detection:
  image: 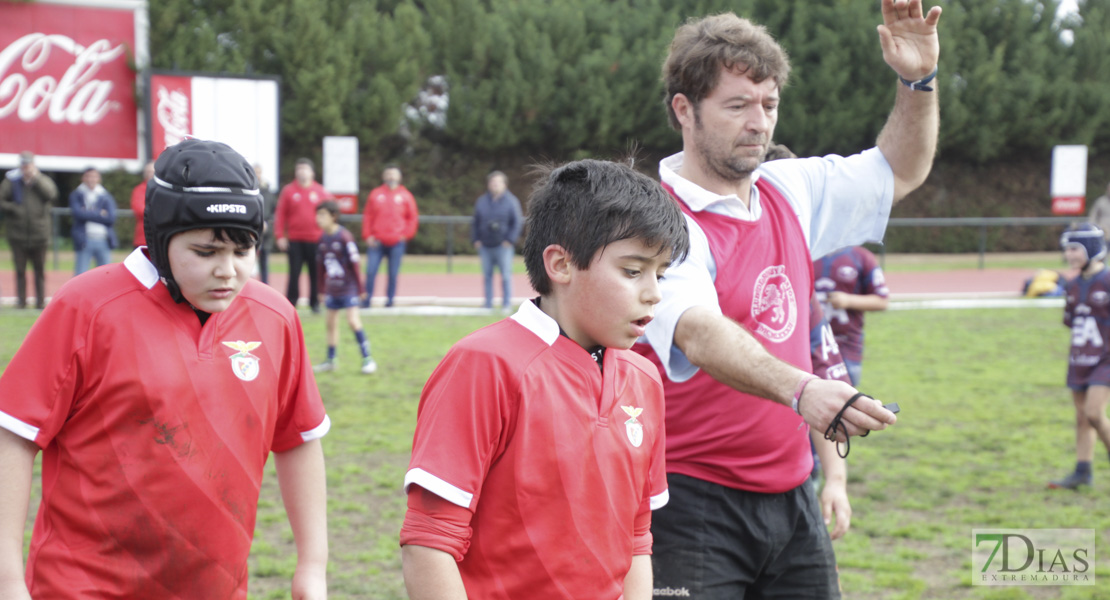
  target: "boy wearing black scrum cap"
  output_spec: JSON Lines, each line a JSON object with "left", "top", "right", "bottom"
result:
{"left": 0, "top": 139, "right": 329, "bottom": 599}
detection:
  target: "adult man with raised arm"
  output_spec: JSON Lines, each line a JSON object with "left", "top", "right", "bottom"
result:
{"left": 636, "top": 1, "right": 941, "bottom": 596}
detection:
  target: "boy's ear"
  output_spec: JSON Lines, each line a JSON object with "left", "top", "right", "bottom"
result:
{"left": 542, "top": 244, "right": 573, "bottom": 286}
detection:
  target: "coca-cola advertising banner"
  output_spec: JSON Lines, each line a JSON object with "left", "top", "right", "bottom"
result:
{"left": 0, "top": 0, "right": 147, "bottom": 172}
{"left": 149, "top": 72, "right": 280, "bottom": 192}
{"left": 150, "top": 73, "right": 190, "bottom": 155}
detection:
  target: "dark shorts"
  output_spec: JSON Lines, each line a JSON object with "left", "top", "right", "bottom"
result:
{"left": 325, "top": 294, "right": 360, "bottom": 310}
{"left": 651, "top": 473, "right": 840, "bottom": 599}
{"left": 1067, "top": 358, "right": 1110, "bottom": 391}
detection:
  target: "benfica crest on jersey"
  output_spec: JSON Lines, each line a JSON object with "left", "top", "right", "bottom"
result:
{"left": 222, "top": 340, "right": 262, "bottom": 381}
{"left": 621, "top": 405, "right": 644, "bottom": 448}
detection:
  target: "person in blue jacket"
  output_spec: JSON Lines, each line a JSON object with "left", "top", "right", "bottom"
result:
{"left": 471, "top": 170, "right": 523, "bottom": 310}
{"left": 69, "top": 167, "right": 118, "bottom": 275}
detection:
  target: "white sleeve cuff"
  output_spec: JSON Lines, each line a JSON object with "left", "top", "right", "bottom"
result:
{"left": 0, "top": 410, "right": 39, "bottom": 442}
{"left": 650, "top": 489, "right": 670, "bottom": 511}
{"left": 299, "top": 414, "right": 331, "bottom": 442}
{"left": 404, "top": 468, "right": 475, "bottom": 509}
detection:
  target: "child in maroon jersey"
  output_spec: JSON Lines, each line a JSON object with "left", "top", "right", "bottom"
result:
{"left": 1050, "top": 222, "right": 1110, "bottom": 490}
{"left": 313, "top": 200, "right": 377, "bottom": 374}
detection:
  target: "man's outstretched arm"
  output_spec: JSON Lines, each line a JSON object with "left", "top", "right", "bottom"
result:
{"left": 875, "top": 0, "right": 942, "bottom": 202}
{"left": 674, "top": 306, "right": 896, "bottom": 439}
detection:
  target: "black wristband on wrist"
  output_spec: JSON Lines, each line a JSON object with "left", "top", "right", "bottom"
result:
{"left": 899, "top": 66, "right": 938, "bottom": 92}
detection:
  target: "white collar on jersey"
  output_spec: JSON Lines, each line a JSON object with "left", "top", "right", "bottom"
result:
{"left": 123, "top": 247, "right": 160, "bottom": 289}
{"left": 659, "top": 151, "right": 763, "bottom": 219}
{"left": 510, "top": 298, "right": 560, "bottom": 347}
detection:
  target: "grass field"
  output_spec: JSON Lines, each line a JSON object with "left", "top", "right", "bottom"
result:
{"left": 2, "top": 306, "right": 1109, "bottom": 598}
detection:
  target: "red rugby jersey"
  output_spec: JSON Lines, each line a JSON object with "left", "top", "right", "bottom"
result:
{"left": 0, "top": 249, "right": 329, "bottom": 599}
{"left": 404, "top": 301, "right": 668, "bottom": 599}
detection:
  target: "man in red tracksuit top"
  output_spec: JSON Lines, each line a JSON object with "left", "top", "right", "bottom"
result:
{"left": 360, "top": 165, "right": 419, "bottom": 308}
{"left": 275, "top": 157, "right": 333, "bottom": 313}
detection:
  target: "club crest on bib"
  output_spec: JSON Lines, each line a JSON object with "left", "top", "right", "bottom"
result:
{"left": 621, "top": 405, "right": 644, "bottom": 448}
{"left": 751, "top": 265, "right": 797, "bottom": 343}
{"left": 222, "top": 340, "right": 262, "bottom": 381}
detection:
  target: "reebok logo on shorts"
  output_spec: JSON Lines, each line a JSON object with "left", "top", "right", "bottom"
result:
{"left": 654, "top": 587, "right": 691, "bottom": 597}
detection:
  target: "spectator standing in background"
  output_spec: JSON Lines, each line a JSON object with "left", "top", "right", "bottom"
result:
{"left": 130, "top": 161, "right": 155, "bottom": 249}
{"left": 472, "top": 170, "right": 523, "bottom": 311}
{"left": 361, "top": 166, "right": 418, "bottom": 308}
{"left": 0, "top": 151, "right": 57, "bottom": 309}
{"left": 69, "top": 167, "right": 118, "bottom": 276}
{"left": 275, "top": 157, "right": 331, "bottom": 313}
{"left": 254, "top": 163, "right": 278, "bottom": 284}
{"left": 1088, "top": 181, "right": 1110, "bottom": 242}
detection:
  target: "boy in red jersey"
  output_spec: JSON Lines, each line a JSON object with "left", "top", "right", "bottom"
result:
{"left": 313, "top": 201, "right": 377, "bottom": 374}
{"left": 400, "top": 159, "right": 689, "bottom": 599}
{"left": 0, "top": 139, "right": 329, "bottom": 600}
{"left": 1050, "top": 223, "right": 1110, "bottom": 490}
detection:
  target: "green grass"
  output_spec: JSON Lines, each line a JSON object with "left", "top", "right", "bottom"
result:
{"left": 3, "top": 306, "right": 1110, "bottom": 598}
{"left": 875, "top": 252, "right": 1067, "bottom": 273}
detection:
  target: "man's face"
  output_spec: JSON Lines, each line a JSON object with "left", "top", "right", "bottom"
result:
{"left": 82, "top": 169, "right": 101, "bottom": 188}
{"left": 487, "top": 175, "right": 507, "bottom": 197}
{"left": 295, "top": 163, "right": 314, "bottom": 185}
{"left": 19, "top": 161, "right": 36, "bottom": 180}
{"left": 383, "top": 168, "right": 402, "bottom": 188}
{"left": 687, "top": 66, "right": 779, "bottom": 183}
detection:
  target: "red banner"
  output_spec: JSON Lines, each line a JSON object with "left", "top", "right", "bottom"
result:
{"left": 332, "top": 193, "right": 359, "bottom": 215}
{"left": 0, "top": 2, "right": 140, "bottom": 164}
{"left": 150, "top": 74, "right": 192, "bottom": 159}
{"left": 1052, "top": 196, "right": 1086, "bottom": 216}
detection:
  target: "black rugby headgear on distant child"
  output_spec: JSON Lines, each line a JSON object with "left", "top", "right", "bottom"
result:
{"left": 144, "top": 139, "right": 264, "bottom": 303}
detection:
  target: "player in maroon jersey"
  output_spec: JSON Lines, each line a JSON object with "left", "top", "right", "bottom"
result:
{"left": 1051, "top": 222, "right": 1110, "bottom": 489}
{"left": 814, "top": 245, "right": 890, "bottom": 386}
{"left": 314, "top": 201, "right": 377, "bottom": 374}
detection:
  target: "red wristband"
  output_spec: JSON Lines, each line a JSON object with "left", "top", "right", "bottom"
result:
{"left": 792, "top": 374, "right": 817, "bottom": 415}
